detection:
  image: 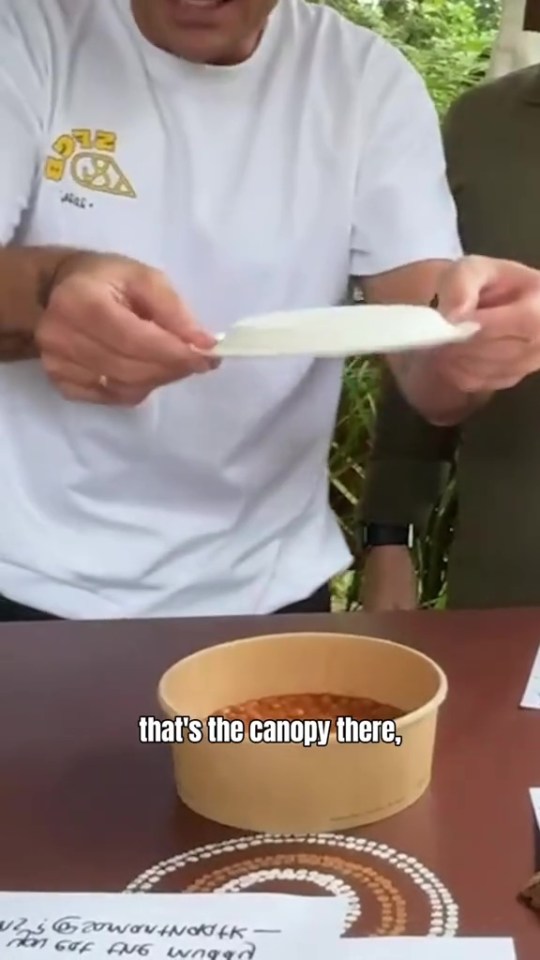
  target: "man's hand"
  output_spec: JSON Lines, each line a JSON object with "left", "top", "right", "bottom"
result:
{"left": 433, "top": 255, "right": 540, "bottom": 393}
{"left": 361, "top": 255, "right": 540, "bottom": 424}
{"left": 361, "top": 546, "right": 418, "bottom": 612}
{"left": 36, "top": 252, "right": 218, "bottom": 405}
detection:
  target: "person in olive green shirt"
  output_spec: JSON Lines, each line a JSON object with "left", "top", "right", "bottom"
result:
{"left": 361, "top": 64, "right": 540, "bottom": 610}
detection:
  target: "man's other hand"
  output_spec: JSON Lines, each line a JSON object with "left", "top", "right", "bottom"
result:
{"left": 36, "top": 252, "right": 219, "bottom": 405}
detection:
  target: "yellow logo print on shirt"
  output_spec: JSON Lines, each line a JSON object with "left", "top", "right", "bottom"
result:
{"left": 44, "top": 129, "right": 137, "bottom": 199}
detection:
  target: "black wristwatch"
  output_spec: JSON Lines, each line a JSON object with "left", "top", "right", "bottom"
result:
{"left": 359, "top": 523, "right": 414, "bottom": 553}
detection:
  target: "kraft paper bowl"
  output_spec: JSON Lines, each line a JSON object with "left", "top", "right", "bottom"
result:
{"left": 157, "top": 632, "right": 447, "bottom": 834}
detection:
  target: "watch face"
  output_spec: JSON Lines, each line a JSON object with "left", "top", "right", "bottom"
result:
{"left": 361, "top": 525, "right": 413, "bottom": 549}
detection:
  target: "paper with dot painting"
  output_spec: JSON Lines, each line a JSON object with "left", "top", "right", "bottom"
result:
{"left": 126, "top": 833, "right": 460, "bottom": 938}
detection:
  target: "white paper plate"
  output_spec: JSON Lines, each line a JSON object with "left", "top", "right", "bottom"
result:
{"left": 211, "top": 305, "right": 479, "bottom": 358}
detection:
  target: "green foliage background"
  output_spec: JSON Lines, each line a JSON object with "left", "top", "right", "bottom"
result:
{"left": 325, "top": 0, "right": 501, "bottom": 610}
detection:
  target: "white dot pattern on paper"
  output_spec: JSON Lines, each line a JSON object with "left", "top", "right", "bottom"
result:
{"left": 125, "top": 833, "right": 459, "bottom": 937}
{"left": 217, "top": 868, "right": 361, "bottom": 927}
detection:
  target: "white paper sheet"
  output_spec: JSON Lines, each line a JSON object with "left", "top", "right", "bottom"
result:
{"left": 520, "top": 644, "right": 540, "bottom": 708}
{"left": 212, "top": 305, "right": 478, "bottom": 359}
{"left": 0, "top": 891, "right": 346, "bottom": 959}
{"left": 311, "top": 938, "right": 516, "bottom": 959}
{"left": 531, "top": 787, "right": 540, "bottom": 831}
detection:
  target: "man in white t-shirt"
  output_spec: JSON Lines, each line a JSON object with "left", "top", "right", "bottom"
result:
{"left": 1, "top": 0, "right": 540, "bottom": 622}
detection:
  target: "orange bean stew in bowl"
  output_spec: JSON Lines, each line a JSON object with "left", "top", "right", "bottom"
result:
{"left": 210, "top": 692, "right": 405, "bottom": 725}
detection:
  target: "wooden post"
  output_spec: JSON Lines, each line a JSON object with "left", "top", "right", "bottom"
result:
{"left": 524, "top": 0, "right": 540, "bottom": 32}
{"left": 488, "top": 0, "right": 540, "bottom": 78}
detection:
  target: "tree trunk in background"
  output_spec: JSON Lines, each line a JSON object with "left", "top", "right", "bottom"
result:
{"left": 488, "top": 0, "right": 540, "bottom": 77}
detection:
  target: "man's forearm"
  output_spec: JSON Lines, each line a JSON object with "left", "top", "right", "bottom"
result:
{"left": 388, "top": 352, "right": 491, "bottom": 426}
{"left": 0, "top": 246, "right": 81, "bottom": 361}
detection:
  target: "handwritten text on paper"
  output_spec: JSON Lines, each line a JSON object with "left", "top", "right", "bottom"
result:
{"left": 0, "top": 892, "right": 346, "bottom": 959}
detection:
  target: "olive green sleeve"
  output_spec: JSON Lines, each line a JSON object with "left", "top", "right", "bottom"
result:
{"left": 360, "top": 368, "right": 458, "bottom": 530}
{"left": 359, "top": 93, "right": 471, "bottom": 529}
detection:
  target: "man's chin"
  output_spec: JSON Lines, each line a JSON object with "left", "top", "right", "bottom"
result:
{"left": 132, "top": 0, "right": 265, "bottom": 65}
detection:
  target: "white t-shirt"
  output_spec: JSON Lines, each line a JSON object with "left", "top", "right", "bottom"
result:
{"left": 0, "top": 0, "right": 461, "bottom": 619}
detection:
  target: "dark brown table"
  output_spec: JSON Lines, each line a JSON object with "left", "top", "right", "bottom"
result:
{"left": 0, "top": 609, "right": 538, "bottom": 956}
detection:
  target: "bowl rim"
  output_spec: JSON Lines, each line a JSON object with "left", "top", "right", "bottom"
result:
{"left": 157, "top": 631, "right": 448, "bottom": 735}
